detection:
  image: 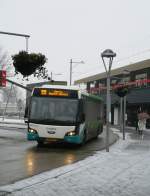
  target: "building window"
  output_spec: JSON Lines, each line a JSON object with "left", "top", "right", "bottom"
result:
{"left": 123, "top": 77, "right": 130, "bottom": 84}
{"left": 111, "top": 79, "right": 117, "bottom": 85}
{"left": 89, "top": 81, "right": 97, "bottom": 94}
{"left": 98, "top": 82, "right": 106, "bottom": 92}
{"left": 90, "top": 82, "right": 95, "bottom": 88}
{"left": 99, "top": 82, "right": 104, "bottom": 87}
{"left": 135, "top": 73, "right": 147, "bottom": 87}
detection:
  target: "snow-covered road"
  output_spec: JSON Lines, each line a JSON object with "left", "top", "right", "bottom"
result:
{"left": 1, "top": 128, "right": 150, "bottom": 196}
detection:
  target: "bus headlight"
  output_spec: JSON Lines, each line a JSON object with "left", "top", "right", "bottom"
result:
{"left": 28, "top": 127, "right": 37, "bottom": 134}
{"left": 66, "top": 131, "right": 76, "bottom": 136}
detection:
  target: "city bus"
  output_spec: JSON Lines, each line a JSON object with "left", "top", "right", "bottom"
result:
{"left": 27, "top": 85, "right": 104, "bottom": 146}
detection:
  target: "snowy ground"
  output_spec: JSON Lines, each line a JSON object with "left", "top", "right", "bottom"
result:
{"left": 0, "top": 117, "right": 25, "bottom": 124}
{"left": 0, "top": 118, "right": 27, "bottom": 129}
{"left": 0, "top": 128, "right": 150, "bottom": 196}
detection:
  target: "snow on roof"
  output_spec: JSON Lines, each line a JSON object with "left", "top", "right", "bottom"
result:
{"left": 39, "top": 85, "right": 80, "bottom": 91}
{"left": 75, "top": 58, "right": 150, "bottom": 84}
{"left": 33, "top": 85, "right": 103, "bottom": 101}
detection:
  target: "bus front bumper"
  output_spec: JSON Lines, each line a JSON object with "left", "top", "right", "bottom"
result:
{"left": 64, "top": 135, "right": 82, "bottom": 144}
{"left": 27, "top": 132, "right": 39, "bottom": 141}
{"left": 27, "top": 132, "right": 82, "bottom": 144}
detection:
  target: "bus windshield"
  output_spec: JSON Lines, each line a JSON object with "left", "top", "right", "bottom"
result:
{"left": 29, "top": 97, "right": 79, "bottom": 124}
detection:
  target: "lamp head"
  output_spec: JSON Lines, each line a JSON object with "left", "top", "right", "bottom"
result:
{"left": 101, "top": 49, "right": 116, "bottom": 58}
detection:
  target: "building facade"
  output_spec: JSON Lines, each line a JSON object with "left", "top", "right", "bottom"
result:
{"left": 75, "top": 59, "right": 150, "bottom": 128}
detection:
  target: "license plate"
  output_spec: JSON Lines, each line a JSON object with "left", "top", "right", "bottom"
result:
{"left": 46, "top": 138, "right": 58, "bottom": 142}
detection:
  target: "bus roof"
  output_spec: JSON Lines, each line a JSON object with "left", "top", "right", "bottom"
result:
{"left": 39, "top": 85, "right": 80, "bottom": 91}
{"left": 32, "top": 85, "right": 103, "bottom": 102}
{"left": 81, "top": 92, "right": 103, "bottom": 102}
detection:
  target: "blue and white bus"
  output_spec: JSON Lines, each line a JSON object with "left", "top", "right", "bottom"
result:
{"left": 27, "top": 85, "right": 104, "bottom": 146}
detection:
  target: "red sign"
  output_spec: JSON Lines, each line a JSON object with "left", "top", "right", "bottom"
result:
{"left": 0, "top": 70, "right": 6, "bottom": 87}
{"left": 88, "top": 79, "right": 150, "bottom": 94}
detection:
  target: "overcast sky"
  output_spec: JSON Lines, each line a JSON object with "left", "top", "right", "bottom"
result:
{"left": 1, "top": 0, "right": 150, "bottom": 85}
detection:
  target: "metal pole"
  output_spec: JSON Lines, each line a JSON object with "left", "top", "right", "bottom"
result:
{"left": 122, "top": 98, "right": 125, "bottom": 140}
{"left": 70, "top": 59, "right": 72, "bottom": 85}
{"left": 106, "top": 72, "right": 111, "bottom": 152}
{"left": 51, "top": 72, "right": 53, "bottom": 80}
{"left": 0, "top": 31, "right": 30, "bottom": 52}
{"left": 120, "top": 97, "right": 123, "bottom": 132}
{"left": 101, "top": 49, "right": 116, "bottom": 152}
{"left": 0, "top": 31, "right": 30, "bottom": 38}
{"left": 124, "top": 96, "right": 126, "bottom": 127}
{"left": 26, "top": 37, "right": 29, "bottom": 52}
{"left": 102, "top": 57, "right": 112, "bottom": 152}
{"left": 123, "top": 96, "right": 126, "bottom": 140}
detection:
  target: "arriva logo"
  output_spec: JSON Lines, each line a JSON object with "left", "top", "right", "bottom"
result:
{"left": 47, "top": 131, "right": 55, "bottom": 134}
{"left": 47, "top": 127, "right": 56, "bottom": 134}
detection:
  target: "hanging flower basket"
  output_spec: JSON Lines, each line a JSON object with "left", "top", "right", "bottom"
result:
{"left": 12, "top": 51, "right": 47, "bottom": 79}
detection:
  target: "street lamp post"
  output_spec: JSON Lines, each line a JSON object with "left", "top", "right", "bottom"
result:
{"left": 70, "top": 59, "right": 84, "bottom": 85}
{"left": 101, "top": 49, "right": 116, "bottom": 152}
{"left": 25, "top": 37, "right": 29, "bottom": 52}
{"left": 0, "top": 31, "right": 30, "bottom": 52}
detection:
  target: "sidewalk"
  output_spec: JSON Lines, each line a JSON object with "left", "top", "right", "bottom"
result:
{"left": 0, "top": 126, "right": 150, "bottom": 196}
{"left": 0, "top": 117, "right": 27, "bottom": 129}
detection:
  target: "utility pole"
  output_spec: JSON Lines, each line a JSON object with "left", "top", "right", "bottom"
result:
{"left": 50, "top": 72, "right": 62, "bottom": 81}
{"left": 69, "top": 59, "right": 84, "bottom": 85}
{"left": 70, "top": 59, "right": 72, "bottom": 85}
{"left": 51, "top": 72, "right": 53, "bottom": 80}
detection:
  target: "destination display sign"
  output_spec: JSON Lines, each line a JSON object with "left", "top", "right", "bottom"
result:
{"left": 33, "top": 88, "right": 78, "bottom": 98}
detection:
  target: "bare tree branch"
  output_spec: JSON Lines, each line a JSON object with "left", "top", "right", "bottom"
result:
{"left": 0, "top": 46, "right": 13, "bottom": 74}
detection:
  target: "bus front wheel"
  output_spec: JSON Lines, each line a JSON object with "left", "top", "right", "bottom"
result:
{"left": 37, "top": 140, "right": 44, "bottom": 147}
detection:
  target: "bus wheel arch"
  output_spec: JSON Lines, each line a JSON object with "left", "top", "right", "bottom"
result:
{"left": 37, "top": 139, "right": 44, "bottom": 147}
